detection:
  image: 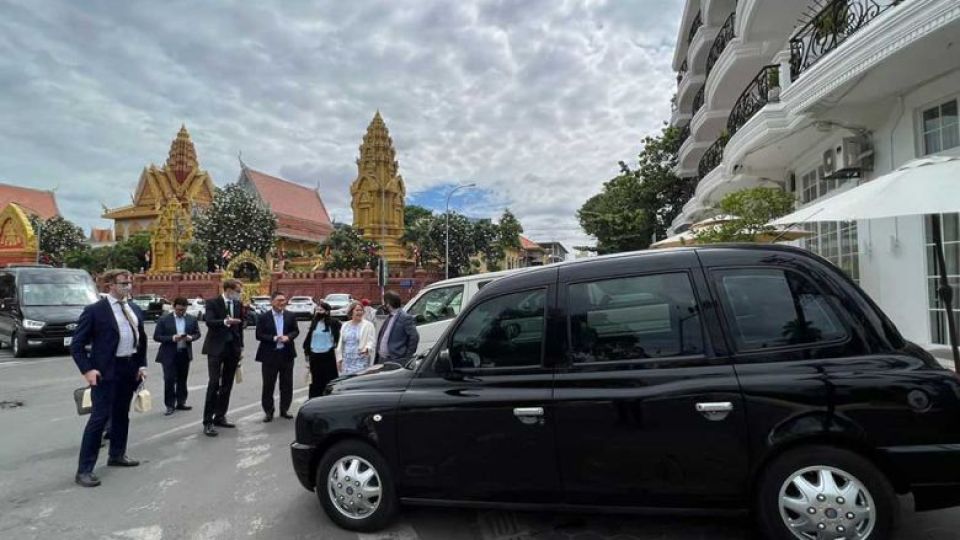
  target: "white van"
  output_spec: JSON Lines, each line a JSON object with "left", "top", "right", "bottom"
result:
{"left": 404, "top": 269, "right": 519, "bottom": 355}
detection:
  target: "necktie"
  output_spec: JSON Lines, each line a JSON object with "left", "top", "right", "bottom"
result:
{"left": 118, "top": 300, "right": 139, "bottom": 348}
{"left": 228, "top": 299, "right": 234, "bottom": 319}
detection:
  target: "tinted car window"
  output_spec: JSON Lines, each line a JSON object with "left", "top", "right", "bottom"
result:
{"left": 714, "top": 268, "right": 847, "bottom": 350}
{"left": 408, "top": 285, "right": 464, "bottom": 325}
{"left": 0, "top": 272, "right": 14, "bottom": 299}
{"left": 20, "top": 272, "right": 97, "bottom": 306}
{"left": 449, "top": 288, "right": 545, "bottom": 369}
{"left": 568, "top": 272, "right": 704, "bottom": 362}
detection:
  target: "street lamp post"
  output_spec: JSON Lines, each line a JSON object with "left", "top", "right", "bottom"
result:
{"left": 445, "top": 183, "right": 476, "bottom": 279}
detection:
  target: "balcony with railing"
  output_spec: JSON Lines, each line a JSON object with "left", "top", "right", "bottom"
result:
{"left": 692, "top": 86, "right": 705, "bottom": 116}
{"left": 698, "top": 135, "right": 728, "bottom": 180}
{"left": 677, "top": 58, "right": 688, "bottom": 86}
{"left": 727, "top": 64, "right": 779, "bottom": 137}
{"left": 677, "top": 123, "right": 691, "bottom": 147}
{"left": 688, "top": 10, "right": 703, "bottom": 45}
{"left": 705, "top": 12, "right": 736, "bottom": 80}
{"left": 789, "top": 0, "right": 904, "bottom": 81}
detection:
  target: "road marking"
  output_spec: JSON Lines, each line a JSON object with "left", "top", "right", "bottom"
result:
{"left": 133, "top": 387, "right": 309, "bottom": 446}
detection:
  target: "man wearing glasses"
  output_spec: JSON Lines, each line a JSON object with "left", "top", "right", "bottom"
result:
{"left": 71, "top": 269, "right": 148, "bottom": 487}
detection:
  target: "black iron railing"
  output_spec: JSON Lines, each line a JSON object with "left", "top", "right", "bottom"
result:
{"left": 688, "top": 11, "right": 703, "bottom": 45}
{"left": 698, "top": 136, "right": 727, "bottom": 179}
{"left": 790, "top": 0, "right": 903, "bottom": 80}
{"left": 678, "top": 123, "right": 691, "bottom": 147}
{"left": 727, "top": 65, "right": 779, "bottom": 137}
{"left": 705, "top": 12, "right": 736, "bottom": 80}
{"left": 677, "top": 58, "right": 688, "bottom": 86}
{"left": 692, "top": 86, "right": 705, "bottom": 115}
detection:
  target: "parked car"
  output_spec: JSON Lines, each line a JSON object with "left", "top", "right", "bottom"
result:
{"left": 291, "top": 245, "right": 960, "bottom": 536}
{"left": 324, "top": 293, "right": 353, "bottom": 320}
{"left": 131, "top": 294, "right": 171, "bottom": 321}
{"left": 0, "top": 265, "right": 99, "bottom": 357}
{"left": 250, "top": 295, "right": 272, "bottom": 314}
{"left": 403, "top": 269, "right": 519, "bottom": 355}
{"left": 287, "top": 296, "right": 317, "bottom": 320}
{"left": 186, "top": 297, "right": 205, "bottom": 320}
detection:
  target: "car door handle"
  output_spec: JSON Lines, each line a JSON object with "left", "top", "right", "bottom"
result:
{"left": 513, "top": 407, "right": 544, "bottom": 417}
{"left": 696, "top": 402, "right": 733, "bottom": 413}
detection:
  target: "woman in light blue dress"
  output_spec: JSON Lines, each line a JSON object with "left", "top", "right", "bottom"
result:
{"left": 336, "top": 302, "right": 376, "bottom": 375}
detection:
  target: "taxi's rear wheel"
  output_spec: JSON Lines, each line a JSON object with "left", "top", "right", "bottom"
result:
{"left": 315, "top": 440, "right": 397, "bottom": 532}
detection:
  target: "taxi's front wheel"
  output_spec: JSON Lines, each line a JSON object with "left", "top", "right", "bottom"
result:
{"left": 316, "top": 440, "right": 398, "bottom": 532}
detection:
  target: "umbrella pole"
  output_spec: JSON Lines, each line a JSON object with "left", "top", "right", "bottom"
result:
{"left": 931, "top": 214, "right": 960, "bottom": 371}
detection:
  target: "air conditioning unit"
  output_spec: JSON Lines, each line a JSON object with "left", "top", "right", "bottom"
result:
{"left": 822, "top": 138, "right": 870, "bottom": 178}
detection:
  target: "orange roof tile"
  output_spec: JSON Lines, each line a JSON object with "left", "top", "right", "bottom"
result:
{"left": 90, "top": 228, "right": 114, "bottom": 243}
{"left": 0, "top": 183, "right": 60, "bottom": 219}
{"left": 520, "top": 235, "right": 543, "bottom": 251}
{"left": 241, "top": 168, "right": 333, "bottom": 236}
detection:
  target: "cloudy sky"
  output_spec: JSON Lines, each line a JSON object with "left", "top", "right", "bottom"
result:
{"left": 0, "top": 0, "right": 681, "bottom": 250}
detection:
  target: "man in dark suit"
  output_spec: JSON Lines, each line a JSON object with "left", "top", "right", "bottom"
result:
{"left": 153, "top": 297, "right": 202, "bottom": 416}
{"left": 71, "top": 269, "right": 148, "bottom": 487}
{"left": 255, "top": 291, "right": 299, "bottom": 422}
{"left": 375, "top": 290, "right": 419, "bottom": 364}
{"left": 201, "top": 279, "right": 245, "bottom": 437}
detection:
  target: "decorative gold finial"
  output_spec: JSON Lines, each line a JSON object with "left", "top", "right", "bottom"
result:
{"left": 167, "top": 125, "right": 198, "bottom": 184}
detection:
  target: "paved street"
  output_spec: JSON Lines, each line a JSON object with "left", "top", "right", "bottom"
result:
{"left": 0, "top": 321, "right": 958, "bottom": 540}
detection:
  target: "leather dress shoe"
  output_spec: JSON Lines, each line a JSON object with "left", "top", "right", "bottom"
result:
{"left": 75, "top": 473, "right": 101, "bottom": 487}
{"left": 280, "top": 412, "right": 293, "bottom": 419}
{"left": 263, "top": 413, "right": 273, "bottom": 423}
{"left": 107, "top": 455, "right": 140, "bottom": 467}
{"left": 175, "top": 404, "right": 193, "bottom": 411}
{"left": 203, "top": 425, "right": 218, "bottom": 437}
{"left": 164, "top": 407, "right": 175, "bottom": 416}
{"left": 213, "top": 418, "right": 236, "bottom": 428}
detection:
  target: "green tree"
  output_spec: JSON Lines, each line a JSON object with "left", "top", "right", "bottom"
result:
{"left": 28, "top": 215, "right": 86, "bottom": 266}
{"left": 194, "top": 184, "right": 278, "bottom": 265}
{"left": 402, "top": 205, "right": 437, "bottom": 267}
{"left": 320, "top": 226, "right": 381, "bottom": 271}
{"left": 577, "top": 123, "right": 695, "bottom": 254}
{"left": 177, "top": 240, "right": 211, "bottom": 273}
{"left": 429, "top": 212, "right": 476, "bottom": 278}
{"left": 693, "top": 187, "right": 796, "bottom": 243}
{"left": 498, "top": 209, "right": 523, "bottom": 251}
{"left": 472, "top": 219, "right": 504, "bottom": 272}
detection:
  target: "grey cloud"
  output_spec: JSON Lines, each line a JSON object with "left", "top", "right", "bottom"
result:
{"left": 0, "top": 0, "right": 682, "bottom": 248}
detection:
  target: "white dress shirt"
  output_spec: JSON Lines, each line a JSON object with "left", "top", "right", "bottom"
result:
{"left": 108, "top": 295, "right": 138, "bottom": 357}
{"left": 175, "top": 315, "right": 187, "bottom": 350}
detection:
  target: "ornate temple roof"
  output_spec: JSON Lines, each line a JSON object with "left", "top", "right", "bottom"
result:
{"left": 238, "top": 167, "right": 334, "bottom": 243}
{"left": 167, "top": 124, "right": 198, "bottom": 184}
{"left": 0, "top": 183, "right": 60, "bottom": 219}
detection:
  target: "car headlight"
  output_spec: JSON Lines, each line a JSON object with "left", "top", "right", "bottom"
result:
{"left": 22, "top": 319, "right": 46, "bottom": 330}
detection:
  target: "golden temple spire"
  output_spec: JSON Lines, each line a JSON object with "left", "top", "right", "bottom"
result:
{"left": 359, "top": 111, "right": 397, "bottom": 172}
{"left": 166, "top": 124, "right": 198, "bottom": 183}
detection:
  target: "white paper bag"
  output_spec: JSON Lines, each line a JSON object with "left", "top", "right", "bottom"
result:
{"left": 81, "top": 387, "right": 93, "bottom": 409}
{"left": 133, "top": 385, "right": 152, "bottom": 413}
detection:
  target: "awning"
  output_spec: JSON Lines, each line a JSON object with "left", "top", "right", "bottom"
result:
{"left": 772, "top": 155, "right": 960, "bottom": 368}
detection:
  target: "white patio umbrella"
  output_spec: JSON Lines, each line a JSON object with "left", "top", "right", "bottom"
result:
{"left": 771, "top": 155, "right": 960, "bottom": 368}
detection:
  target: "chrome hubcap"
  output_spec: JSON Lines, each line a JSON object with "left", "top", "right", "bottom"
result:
{"left": 779, "top": 466, "right": 875, "bottom": 539}
{"left": 326, "top": 455, "right": 381, "bottom": 520}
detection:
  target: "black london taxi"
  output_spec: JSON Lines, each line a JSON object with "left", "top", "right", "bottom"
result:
{"left": 291, "top": 245, "right": 960, "bottom": 538}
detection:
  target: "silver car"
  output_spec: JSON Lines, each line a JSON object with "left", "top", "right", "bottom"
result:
{"left": 287, "top": 296, "right": 316, "bottom": 320}
{"left": 323, "top": 293, "right": 353, "bottom": 320}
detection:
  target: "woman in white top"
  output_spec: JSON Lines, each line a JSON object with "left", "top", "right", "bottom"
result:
{"left": 336, "top": 301, "right": 377, "bottom": 375}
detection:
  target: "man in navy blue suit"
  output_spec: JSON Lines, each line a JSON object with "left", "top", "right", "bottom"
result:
{"left": 71, "top": 269, "right": 148, "bottom": 488}
{"left": 153, "top": 297, "right": 202, "bottom": 415}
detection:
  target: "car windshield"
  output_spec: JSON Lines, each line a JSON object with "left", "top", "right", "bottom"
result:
{"left": 291, "top": 298, "right": 312, "bottom": 303}
{"left": 20, "top": 274, "right": 98, "bottom": 306}
{"left": 326, "top": 294, "right": 349, "bottom": 302}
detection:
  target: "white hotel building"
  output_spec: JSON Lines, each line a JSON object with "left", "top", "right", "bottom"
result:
{"left": 668, "top": 0, "right": 960, "bottom": 351}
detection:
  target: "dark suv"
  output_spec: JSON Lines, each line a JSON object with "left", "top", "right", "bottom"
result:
{"left": 290, "top": 245, "right": 960, "bottom": 538}
{"left": 0, "top": 265, "right": 99, "bottom": 357}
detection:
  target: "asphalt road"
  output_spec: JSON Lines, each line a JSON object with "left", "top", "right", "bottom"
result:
{"left": 0, "top": 321, "right": 958, "bottom": 540}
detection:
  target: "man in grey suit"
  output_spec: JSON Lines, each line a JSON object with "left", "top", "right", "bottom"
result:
{"left": 375, "top": 290, "right": 419, "bottom": 364}
{"left": 153, "top": 297, "right": 202, "bottom": 416}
